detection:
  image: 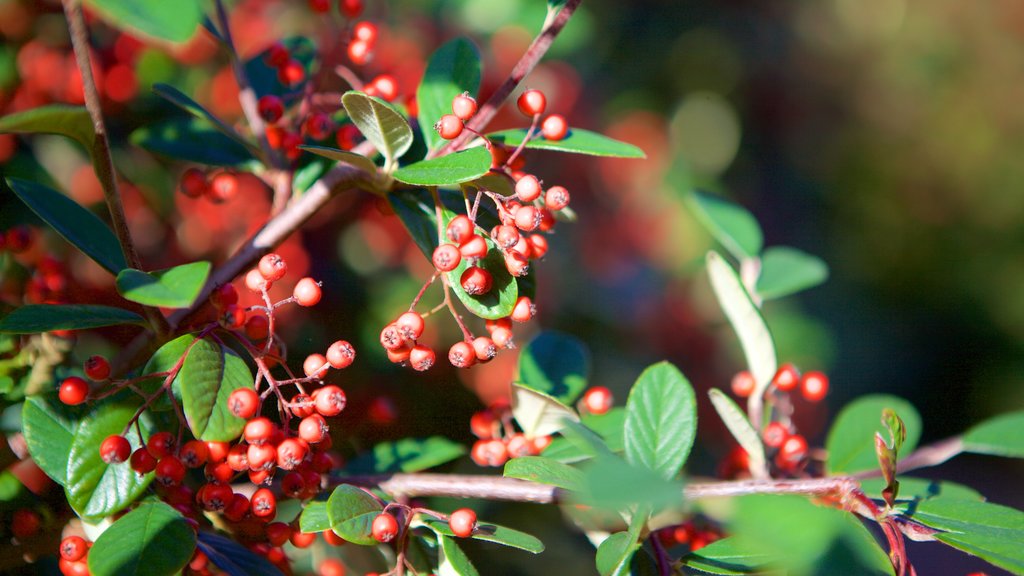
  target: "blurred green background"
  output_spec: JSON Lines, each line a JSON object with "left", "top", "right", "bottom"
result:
{"left": 2, "top": 0, "right": 1023, "bottom": 573}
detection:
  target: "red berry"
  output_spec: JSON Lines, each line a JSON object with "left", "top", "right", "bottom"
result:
{"left": 131, "top": 447, "right": 158, "bottom": 474}
{"left": 319, "top": 558, "right": 346, "bottom": 576}
{"left": 266, "top": 522, "right": 292, "bottom": 547}
{"left": 515, "top": 174, "right": 542, "bottom": 203}
{"left": 227, "top": 444, "right": 250, "bottom": 472}
{"left": 339, "top": 0, "right": 363, "bottom": 18}
{"left": 432, "top": 244, "right": 462, "bottom": 272}
{"left": 452, "top": 92, "right": 478, "bottom": 121}
{"left": 220, "top": 305, "right": 246, "bottom": 330}
{"left": 208, "top": 172, "right": 238, "bottom": 203}
{"left": 59, "top": 559, "right": 89, "bottom": 576}
{"left": 100, "top": 434, "right": 131, "bottom": 464}
{"left": 459, "top": 235, "right": 488, "bottom": 260}
{"left": 266, "top": 43, "right": 290, "bottom": 67}
{"left": 180, "top": 440, "right": 209, "bottom": 468}
{"left": 510, "top": 296, "right": 535, "bottom": 323}
{"left": 229, "top": 388, "right": 260, "bottom": 419}
{"left": 281, "top": 471, "right": 307, "bottom": 498}
{"left": 277, "top": 438, "right": 310, "bottom": 470}
{"left": 323, "top": 529, "right": 346, "bottom": 546}
{"left": 258, "top": 95, "right": 284, "bottom": 123}
{"left": 491, "top": 225, "right": 521, "bottom": 250}
{"left": 490, "top": 326, "right": 514, "bottom": 349}
{"left": 211, "top": 283, "right": 238, "bottom": 309}
{"left": 409, "top": 345, "right": 435, "bottom": 371}
{"left": 244, "top": 314, "right": 270, "bottom": 341}
{"left": 246, "top": 268, "right": 269, "bottom": 292}
{"left": 380, "top": 323, "right": 404, "bottom": 350}
{"left": 58, "top": 376, "right": 89, "bottom": 406}
{"left": 582, "top": 387, "right": 613, "bottom": 415}
{"left": 472, "top": 336, "right": 497, "bottom": 362}
{"left": 388, "top": 344, "right": 412, "bottom": 364}
{"left": 448, "top": 341, "right": 476, "bottom": 368}
{"left": 449, "top": 508, "right": 477, "bottom": 538}
{"left": 544, "top": 185, "right": 570, "bottom": 211}
{"left": 308, "top": 0, "right": 330, "bottom": 12}
{"left": 504, "top": 251, "right": 530, "bottom": 277}
{"left": 396, "top": 311, "right": 425, "bottom": 340}
{"left": 368, "top": 74, "right": 399, "bottom": 101}
{"left": 517, "top": 89, "right": 546, "bottom": 117}
{"left": 446, "top": 215, "right": 474, "bottom": 245}
{"left": 59, "top": 535, "right": 88, "bottom": 562}
{"left": 223, "top": 493, "right": 250, "bottom": 521}
{"left": 800, "top": 371, "right": 829, "bottom": 402}
{"left": 326, "top": 340, "right": 356, "bottom": 369}
{"left": 762, "top": 422, "right": 789, "bottom": 449}
{"left": 469, "top": 410, "right": 495, "bottom": 438}
{"left": 352, "top": 21, "right": 378, "bottom": 43}
{"left": 541, "top": 114, "right": 568, "bottom": 141}
{"left": 11, "top": 509, "right": 40, "bottom": 539}
{"left": 527, "top": 234, "right": 548, "bottom": 259}
{"left": 772, "top": 363, "right": 800, "bottom": 392}
{"left": 776, "top": 434, "right": 808, "bottom": 469}
{"left": 461, "top": 266, "right": 493, "bottom": 295}
{"left": 147, "top": 431, "right": 176, "bottom": 459}
{"left": 299, "top": 414, "right": 329, "bottom": 443}
{"left": 304, "top": 353, "right": 329, "bottom": 378}
{"left": 279, "top": 59, "right": 306, "bottom": 86}
{"left": 251, "top": 487, "right": 277, "bottom": 519}
{"left": 258, "top": 253, "right": 288, "bottom": 282}
{"left": 314, "top": 385, "right": 347, "bottom": 416}
{"left": 291, "top": 530, "right": 317, "bottom": 548}
{"left": 155, "top": 456, "right": 186, "bottom": 486}
{"left": 180, "top": 167, "right": 207, "bottom": 198}
{"left": 371, "top": 513, "right": 399, "bottom": 542}
{"left": 304, "top": 112, "right": 334, "bottom": 140}
{"left": 207, "top": 441, "right": 230, "bottom": 462}
{"left": 514, "top": 205, "right": 540, "bottom": 231}
{"left": 347, "top": 39, "right": 372, "bottom": 65}
{"left": 244, "top": 417, "right": 276, "bottom": 445}
{"left": 199, "top": 482, "right": 233, "bottom": 511}
{"left": 293, "top": 277, "right": 322, "bottom": 306}
{"left": 731, "top": 371, "right": 756, "bottom": 398}
{"left": 435, "top": 114, "right": 463, "bottom": 139}
{"left": 470, "top": 438, "right": 508, "bottom": 467}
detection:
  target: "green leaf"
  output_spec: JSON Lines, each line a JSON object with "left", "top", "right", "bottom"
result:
{"left": 623, "top": 361, "right": 696, "bottom": 480}
{"left": 511, "top": 383, "right": 579, "bottom": 438}
{"left": 196, "top": 531, "right": 284, "bottom": 576}
{"left": 178, "top": 338, "right": 250, "bottom": 442}
{"left": 541, "top": 413, "right": 622, "bottom": 463}
{"left": 516, "top": 331, "right": 590, "bottom": 405}
{"left": 84, "top": 0, "right": 203, "bottom": 43}
{"left": 682, "top": 537, "right": 777, "bottom": 575}
{"left": 420, "top": 518, "right": 544, "bottom": 554}
{"left": 298, "top": 499, "right": 331, "bottom": 533}
{"left": 141, "top": 333, "right": 196, "bottom": 410}
{"left": 6, "top": 177, "right": 127, "bottom": 274}
{"left": 0, "top": 304, "right": 145, "bottom": 333}
{"left": 687, "top": 192, "right": 763, "bottom": 260}
{"left": 116, "top": 261, "right": 211, "bottom": 309}
{"left": 438, "top": 534, "right": 480, "bottom": 576}
{"left": 577, "top": 453, "right": 683, "bottom": 511}
{"left": 705, "top": 251, "right": 777, "bottom": 403}
{"left": 727, "top": 495, "right": 847, "bottom": 572}
{"left": 0, "top": 105, "right": 93, "bottom": 151}
{"left": 65, "top": 399, "right": 153, "bottom": 518}
{"left": 417, "top": 37, "right": 482, "bottom": 151}
{"left": 503, "top": 456, "right": 584, "bottom": 492}
{"left": 488, "top": 128, "right": 645, "bottom": 158}
{"left": 392, "top": 147, "right": 492, "bottom": 186}
{"left": 298, "top": 144, "right": 378, "bottom": 175}
{"left": 826, "top": 395, "right": 921, "bottom": 475}
{"left": 963, "top": 411, "right": 1024, "bottom": 458}
{"left": 755, "top": 246, "right": 829, "bottom": 300}
{"left": 343, "top": 436, "right": 466, "bottom": 474}
{"left": 327, "top": 484, "right": 383, "bottom": 546}
{"left": 909, "top": 497, "right": 1024, "bottom": 575}
{"left": 595, "top": 506, "right": 650, "bottom": 576}
{"left": 152, "top": 84, "right": 258, "bottom": 156}
{"left": 131, "top": 118, "right": 256, "bottom": 167}
{"left": 22, "top": 395, "right": 82, "bottom": 485}
{"left": 88, "top": 501, "right": 196, "bottom": 576}
{"left": 341, "top": 91, "right": 413, "bottom": 164}
{"left": 708, "top": 389, "right": 766, "bottom": 478}
{"left": 859, "top": 477, "right": 982, "bottom": 503}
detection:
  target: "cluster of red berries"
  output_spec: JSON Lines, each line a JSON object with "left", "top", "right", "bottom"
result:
{"left": 515, "top": 89, "right": 569, "bottom": 141}
{"left": 265, "top": 43, "right": 306, "bottom": 89}
{"left": 468, "top": 399, "right": 551, "bottom": 467}
{"left": 730, "top": 363, "right": 829, "bottom": 403}
{"left": 346, "top": 19, "right": 378, "bottom": 67}
{"left": 308, "top": 0, "right": 363, "bottom": 18}
{"left": 56, "top": 355, "right": 111, "bottom": 405}
{"left": 57, "top": 534, "right": 91, "bottom": 576}
{"left": 654, "top": 520, "right": 723, "bottom": 553}
{"left": 371, "top": 507, "right": 477, "bottom": 544}
{"left": 178, "top": 167, "right": 239, "bottom": 203}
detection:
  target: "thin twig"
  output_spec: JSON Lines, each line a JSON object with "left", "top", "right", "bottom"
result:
{"left": 429, "top": 0, "right": 584, "bottom": 159}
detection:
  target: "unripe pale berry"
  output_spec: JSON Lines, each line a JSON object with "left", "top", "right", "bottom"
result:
{"left": 515, "top": 174, "right": 542, "bottom": 203}
{"left": 293, "top": 277, "right": 322, "bottom": 306}
{"left": 258, "top": 253, "right": 288, "bottom": 282}
{"left": 304, "top": 353, "right": 329, "bottom": 378}
{"left": 452, "top": 92, "right": 478, "bottom": 120}
{"left": 517, "top": 89, "right": 546, "bottom": 117}
{"left": 731, "top": 371, "right": 756, "bottom": 398}
{"left": 541, "top": 114, "right": 568, "bottom": 141}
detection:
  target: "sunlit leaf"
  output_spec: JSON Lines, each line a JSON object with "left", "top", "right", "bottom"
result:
{"left": 116, "top": 261, "right": 211, "bottom": 309}
{"left": 0, "top": 304, "right": 145, "bottom": 333}
{"left": 417, "top": 38, "right": 482, "bottom": 151}
{"left": 623, "top": 361, "right": 696, "bottom": 480}
{"left": 88, "top": 501, "right": 196, "bottom": 576}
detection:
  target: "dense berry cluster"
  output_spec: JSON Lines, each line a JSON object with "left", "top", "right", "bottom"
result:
{"left": 467, "top": 399, "right": 551, "bottom": 467}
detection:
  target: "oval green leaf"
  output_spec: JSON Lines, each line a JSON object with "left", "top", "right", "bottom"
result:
{"left": 825, "top": 394, "right": 922, "bottom": 475}
{"left": 708, "top": 389, "right": 767, "bottom": 479}
{"left": 687, "top": 192, "right": 763, "bottom": 260}
{"left": 503, "top": 455, "right": 584, "bottom": 492}
{"left": 152, "top": 84, "right": 258, "bottom": 155}
{"left": 343, "top": 436, "right": 466, "bottom": 475}
{"left": 623, "top": 361, "right": 697, "bottom": 480}
{"left": 327, "top": 484, "right": 383, "bottom": 545}
{"left": 341, "top": 91, "right": 413, "bottom": 163}
{"left": 299, "top": 145, "right": 378, "bottom": 175}
{"left": 487, "top": 128, "right": 645, "bottom": 159}
{"left": 910, "top": 497, "right": 1024, "bottom": 575}
{"left": 179, "top": 338, "right": 250, "bottom": 442}
{"left": 0, "top": 304, "right": 145, "bottom": 333}
{"left": 755, "top": 246, "right": 829, "bottom": 300}
{"left": 88, "top": 501, "right": 196, "bottom": 576}
{"left": 65, "top": 399, "right": 153, "bottom": 518}
{"left": 421, "top": 518, "right": 544, "bottom": 554}
{"left": 963, "top": 411, "right": 1024, "bottom": 458}
{"left": 298, "top": 499, "right": 331, "bottom": 533}
{"left": 516, "top": 331, "right": 590, "bottom": 405}
{"left": 116, "top": 261, "right": 211, "bottom": 309}
{"left": 392, "top": 146, "right": 492, "bottom": 186}
{"left": 438, "top": 534, "right": 480, "bottom": 576}
{"left": 0, "top": 105, "right": 94, "bottom": 151}
{"left": 417, "top": 38, "right": 482, "bottom": 151}
{"left": 85, "top": 0, "right": 202, "bottom": 43}
{"left": 22, "top": 395, "right": 83, "bottom": 485}
{"left": 7, "top": 177, "right": 127, "bottom": 274}
{"left": 131, "top": 118, "right": 256, "bottom": 167}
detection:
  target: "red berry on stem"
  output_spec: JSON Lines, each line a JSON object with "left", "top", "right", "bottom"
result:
{"left": 246, "top": 268, "right": 269, "bottom": 292}
{"left": 396, "top": 311, "right": 425, "bottom": 340}
{"left": 258, "top": 253, "right": 288, "bottom": 282}
{"left": 308, "top": 0, "right": 330, "bottom": 13}
{"left": 449, "top": 341, "right": 476, "bottom": 368}
{"left": 60, "top": 536, "right": 88, "bottom": 562}
{"left": 515, "top": 174, "right": 542, "bottom": 203}
{"left": 279, "top": 59, "right": 305, "bottom": 86}
{"left": 245, "top": 314, "right": 270, "bottom": 341}
{"left": 458, "top": 235, "right": 488, "bottom": 259}
{"left": 517, "top": 89, "right": 546, "bottom": 117}
{"left": 511, "top": 296, "right": 535, "bottom": 323}
{"left": 544, "top": 186, "right": 570, "bottom": 211}
{"left": 347, "top": 39, "right": 372, "bottom": 65}
{"left": 339, "top": 0, "right": 363, "bottom": 18}
{"left": 449, "top": 508, "right": 477, "bottom": 538}
{"left": 277, "top": 438, "right": 310, "bottom": 470}
{"left": 528, "top": 234, "right": 548, "bottom": 259}
{"left": 147, "top": 431, "right": 176, "bottom": 459}
{"left": 180, "top": 167, "right": 207, "bottom": 198}
{"left": 208, "top": 172, "right": 238, "bottom": 203}
{"left": 304, "top": 353, "right": 329, "bottom": 378}
{"left": 582, "top": 386, "right": 613, "bottom": 415}
{"left": 244, "top": 417, "right": 276, "bottom": 445}
{"left": 59, "top": 376, "right": 89, "bottom": 405}
{"left": 299, "top": 414, "right": 329, "bottom": 443}
{"left": 353, "top": 21, "right": 377, "bottom": 43}
{"left": 11, "top": 509, "right": 40, "bottom": 539}
{"left": 435, "top": 114, "right": 463, "bottom": 140}
{"left": 762, "top": 422, "right": 789, "bottom": 448}
{"left": 380, "top": 323, "right": 404, "bottom": 350}
{"left": 229, "top": 388, "right": 260, "bottom": 419}
{"left": 326, "top": 340, "right": 356, "bottom": 369}
{"left": 291, "top": 530, "right": 317, "bottom": 548}
{"left": 409, "top": 345, "right": 435, "bottom": 371}
{"left": 211, "top": 283, "right": 238, "bottom": 309}
{"left": 491, "top": 225, "right": 521, "bottom": 250}
{"left": 452, "top": 92, "right": 478, "bottom": 120}
{"left": 180, "top": 440, "right": 209, "bottom": 468}
{"left": 100, "top": 434, "right": 131, "bottom": 464}
{"left": 432, "top": 243, "right": 462, "bottom": 272}
{"left": 293, "top": 277, "right": 323, "bottom": 306}
{"left": 514, "top": 205, "right": 540, "bottom": 231}
{"left": 368, "top": 74, "right": 399, "bottom": 101}
{"left": 776, "top": 434, "right": 808, "bottom": 469}
{"left": 800, "top": 371, "right": 829, "bottom": 402}
{"left": 266, "top": 43, "right": 290, "bottom": 67}
{"left": 461, "top": 266, "right": 493, "bottom": 295}
{"left": 266, "top": 522, "right": 292, "bottom": 547}
{"left": 772, "top": 363, "right": 800, "bottom": 392}
{"left": 131, "top": 447, "right": 158, "bottom": 474}
{"left": 155, "top": 456, "right": 186, "bottom": 486}
{"left": 447, "top": 215, "right": 474, "bottom": 244}
{"left": 258, "top": 95, "right": 284, "bottom": 123}
{"left": 541, "top": 114, "right": 568, "bottom": 141}
{"left": 472, "top": 336, "right": 497, "bottom": 362}
{"left": 731, "top": 370, "right": 756, "bottom": 398}
{"left": 372, "top": 513, "right": 399, "bottom": 542}
{"left": 251, "top": 487, "right": 277, "bottom": 519}
{"left": 314, "top": 385, "right": 348, "bottom": 416}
